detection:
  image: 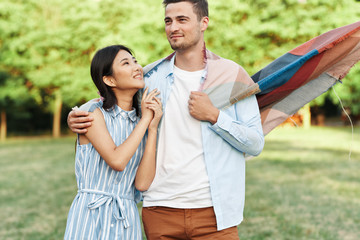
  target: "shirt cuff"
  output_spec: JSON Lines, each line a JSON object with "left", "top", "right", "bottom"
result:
{"left": 211, "top": 110, "right": 233, "bottom": 132}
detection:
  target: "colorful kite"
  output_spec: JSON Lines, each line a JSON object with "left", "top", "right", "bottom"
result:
{"left": 252, "top": 21, "right": 360, "bottom": 135}
{"left": 202, "top": 21, "right": 360, "bottom": 135}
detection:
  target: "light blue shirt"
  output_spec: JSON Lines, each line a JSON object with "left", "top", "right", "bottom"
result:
{"left": 143, "top": 52, "right": 264, "bottom": 230}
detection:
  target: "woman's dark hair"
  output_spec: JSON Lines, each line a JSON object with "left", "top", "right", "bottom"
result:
{"left": 90, "top": 45, "right": 140, "bottom": 115}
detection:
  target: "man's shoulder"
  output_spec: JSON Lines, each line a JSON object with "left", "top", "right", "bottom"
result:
{"left": 206, "top": 49, "right": 243, "bottom": 68}
{"left": 143, "top": 58, "right": 164, "bottom": 75}
{"left": 143, "top": 52, "right": 175, "bottom": 75}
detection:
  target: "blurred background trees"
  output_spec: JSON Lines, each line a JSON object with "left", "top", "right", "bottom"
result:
{"left": 0, "top": 0, "right": 359, "bottom": 139}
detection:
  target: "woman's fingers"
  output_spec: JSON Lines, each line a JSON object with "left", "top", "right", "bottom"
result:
{"left": 153, "top": 97, "right": 162, "bottom": 107}
{"left": 141, "top": 87, "right": 149, "bottom": 101}
{"left": 144, "top": 89, "right": 159, "bottom": 102}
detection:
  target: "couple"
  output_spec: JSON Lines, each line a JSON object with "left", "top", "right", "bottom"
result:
{"left": 65, "top": 0, "right": 265, "bottom": 239}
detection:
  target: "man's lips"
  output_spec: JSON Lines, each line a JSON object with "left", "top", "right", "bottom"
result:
{"left": 170, "top": 34, "right": 183, "bottom": 39}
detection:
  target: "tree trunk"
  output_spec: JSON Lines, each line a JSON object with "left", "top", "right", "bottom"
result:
{"left": 52, "top": 92, "right": 63, "bottom": 138}
{"left": 0, "top": 109, "right": 6, "bottom": 141}
{"left": 302, "top": 104, "right": 311, "bottom": 129}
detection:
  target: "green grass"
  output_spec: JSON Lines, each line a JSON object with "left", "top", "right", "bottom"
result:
{"left": 239, "top": 126, "right": 360, "bottom": 240}
{"left": 0, "top": 127, "right": 359, "bottom": 240}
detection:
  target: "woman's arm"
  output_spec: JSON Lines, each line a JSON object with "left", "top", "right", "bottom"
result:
{"left": 135, "top": 97, "right": 163, "bottom": 191}
{"left": 82, "top": 89, "right": 159, "bottom": 171}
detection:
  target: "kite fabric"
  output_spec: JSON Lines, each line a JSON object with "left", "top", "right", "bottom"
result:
{"left": 225, "top": 21, "right": 360, "bottom": 135}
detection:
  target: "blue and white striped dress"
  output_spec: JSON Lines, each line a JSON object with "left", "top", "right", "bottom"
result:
{"left": 64, "top": 101, "right": 144, "bottom": 240}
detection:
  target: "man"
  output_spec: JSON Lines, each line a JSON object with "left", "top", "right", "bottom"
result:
{"left": 68, "top": 0, "right": 264, "bottom": 239}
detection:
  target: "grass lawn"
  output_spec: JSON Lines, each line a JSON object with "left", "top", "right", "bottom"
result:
{"left": 0, "top": 126, "right": 359, "bottom": 239}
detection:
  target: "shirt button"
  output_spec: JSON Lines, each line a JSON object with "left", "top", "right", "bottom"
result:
{"left": 111, "top": 224, "right": 114, "bottom": 228}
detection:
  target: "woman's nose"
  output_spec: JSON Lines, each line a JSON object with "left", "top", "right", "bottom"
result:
{"left": 134, "top": 63, "right": 142, "bottom": 73}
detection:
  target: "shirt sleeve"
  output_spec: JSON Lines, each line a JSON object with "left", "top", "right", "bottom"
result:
{"left": 208, "top": 95, "right": 264, "bottom": 156}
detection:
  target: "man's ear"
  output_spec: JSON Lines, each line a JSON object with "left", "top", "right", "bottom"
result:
{"left": 200, "top": 16, "right": 209, "bottom": 32}
{"left": 103, "top": 76, "right": 116, "bottom": 87}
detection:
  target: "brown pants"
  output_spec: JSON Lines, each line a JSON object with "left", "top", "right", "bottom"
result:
{"left": 142, "top": 206, "right": 240, "bottom": 240}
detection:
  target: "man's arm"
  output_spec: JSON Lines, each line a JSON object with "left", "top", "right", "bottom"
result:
{"left": 189, "top": 91, "right": 264, "bottom": 156}
{"left": 67, "top": 99, "right": 101, "bottom": 134}
{"left": 67, "top": 109, "right": 94, "bottom": 134}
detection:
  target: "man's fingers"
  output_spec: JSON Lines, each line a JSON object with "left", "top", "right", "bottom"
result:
{"left": 188, "top": 99, "right": 194, "bottom": 106}
{"left": 70, "top": 116, "right": 93, "bottom": 124}
{"left": 73, "top": 128, "right": 88, "bottom": 134}
{"left": 190, "top": 91, "right": 204, "bottom": 96}
{"left": 71, "top": 122, "right": 92, "bottom": 129}
{"left": 71, "top": 110, "right": 90, "bottom": 117}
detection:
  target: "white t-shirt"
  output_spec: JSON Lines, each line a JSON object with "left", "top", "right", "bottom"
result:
{"left": 142, "top": 66, "right": 212, "bottom": 208}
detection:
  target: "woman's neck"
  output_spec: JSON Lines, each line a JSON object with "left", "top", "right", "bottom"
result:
{"left": 113, "top": 89, "right": 136, "bottom": 111}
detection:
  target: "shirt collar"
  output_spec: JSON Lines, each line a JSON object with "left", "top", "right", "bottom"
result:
{"left": 167, "top": 43, "right": 209, "bottom": 88}
{"left": 111, "top": 105, "right": 137, "bottom": 122}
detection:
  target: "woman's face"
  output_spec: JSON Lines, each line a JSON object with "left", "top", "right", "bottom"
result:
{"left": 109, "top": 50, "right": 144, "bottom": 90}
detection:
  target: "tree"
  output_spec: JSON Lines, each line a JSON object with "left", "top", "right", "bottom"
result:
{"left": 0, "top": 72, "right": 35, "bottom": 140}
{"left": 0, "top": 0, "right": 101, "bottom": 137}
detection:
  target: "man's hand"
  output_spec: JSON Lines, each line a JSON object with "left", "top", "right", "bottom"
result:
{"left": 188, "top": 91, "right": 219, "bottom": 124}
{"left": 67, "top": 109, "right": 94, "bottom": 134}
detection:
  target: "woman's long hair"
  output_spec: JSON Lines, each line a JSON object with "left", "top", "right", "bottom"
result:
{"left": 90, "top": 45, "right": 140, "bottom": 115}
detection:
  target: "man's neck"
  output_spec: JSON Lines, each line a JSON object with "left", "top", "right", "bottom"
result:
{"left": 174, "top": 42, "right": 206, "bottom": 71}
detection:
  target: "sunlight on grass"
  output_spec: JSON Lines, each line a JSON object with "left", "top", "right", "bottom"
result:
{"left": 0, "top": 127, "right": 359, "bottom": 239}
{"left": 240, "top": 126, "right": 360, "bottom": 240}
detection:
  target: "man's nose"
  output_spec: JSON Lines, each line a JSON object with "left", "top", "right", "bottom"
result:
{"left": 169, "top": 22, "right": 180, "bottom": 32}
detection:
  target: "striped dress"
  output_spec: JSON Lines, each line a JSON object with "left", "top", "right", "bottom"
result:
{"left": 64, "top": 101, "right": 144, "bottom": 240}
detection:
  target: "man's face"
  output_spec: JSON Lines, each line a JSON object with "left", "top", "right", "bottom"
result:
{"left": 164, "top": 2, "right": 207, "bottom": 51}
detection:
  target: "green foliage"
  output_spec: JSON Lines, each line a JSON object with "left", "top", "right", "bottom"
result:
{"left": 0, "top": 0, "right": 359, "bottom": 134}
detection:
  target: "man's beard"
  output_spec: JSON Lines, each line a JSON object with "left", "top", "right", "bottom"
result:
{"left": 170, "top": 42, "right": 187, "bottom": 51}
{"left": 168, "top": 38, "right": 198, "bottom": 51}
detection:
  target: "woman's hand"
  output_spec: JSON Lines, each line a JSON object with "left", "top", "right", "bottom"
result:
{"left": 147, "top": 96, "right": 163, "bottom": 131}
{"left": 141, "top": 88, "right": 160, "bottom": 122}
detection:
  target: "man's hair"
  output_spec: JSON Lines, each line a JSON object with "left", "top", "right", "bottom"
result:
{"left": 162, "top": 0, "right": 208, "bottom": 20}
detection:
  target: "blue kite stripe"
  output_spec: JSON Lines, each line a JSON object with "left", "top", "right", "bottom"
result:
{"left": 254, "top": 49, "right": 319, "bottom": 95}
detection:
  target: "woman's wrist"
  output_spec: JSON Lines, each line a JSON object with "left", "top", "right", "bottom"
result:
{"left": 139, "top": 115, "right": 152, "bottom": 125}
{"left": 148, "top": 125, "right": 158, "bottom": 133}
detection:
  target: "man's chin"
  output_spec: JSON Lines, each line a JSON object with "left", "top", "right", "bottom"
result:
{"left": 170, "top": 43, "right": 185, "bottom": 51}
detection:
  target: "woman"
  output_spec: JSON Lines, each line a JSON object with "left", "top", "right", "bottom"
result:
{"left": 64, "top": 45, "right": 162, "bottom": 239}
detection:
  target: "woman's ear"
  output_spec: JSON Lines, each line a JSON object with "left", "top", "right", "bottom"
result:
{"left": 103, "top": 76, "right": 116, "bottom": 87}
